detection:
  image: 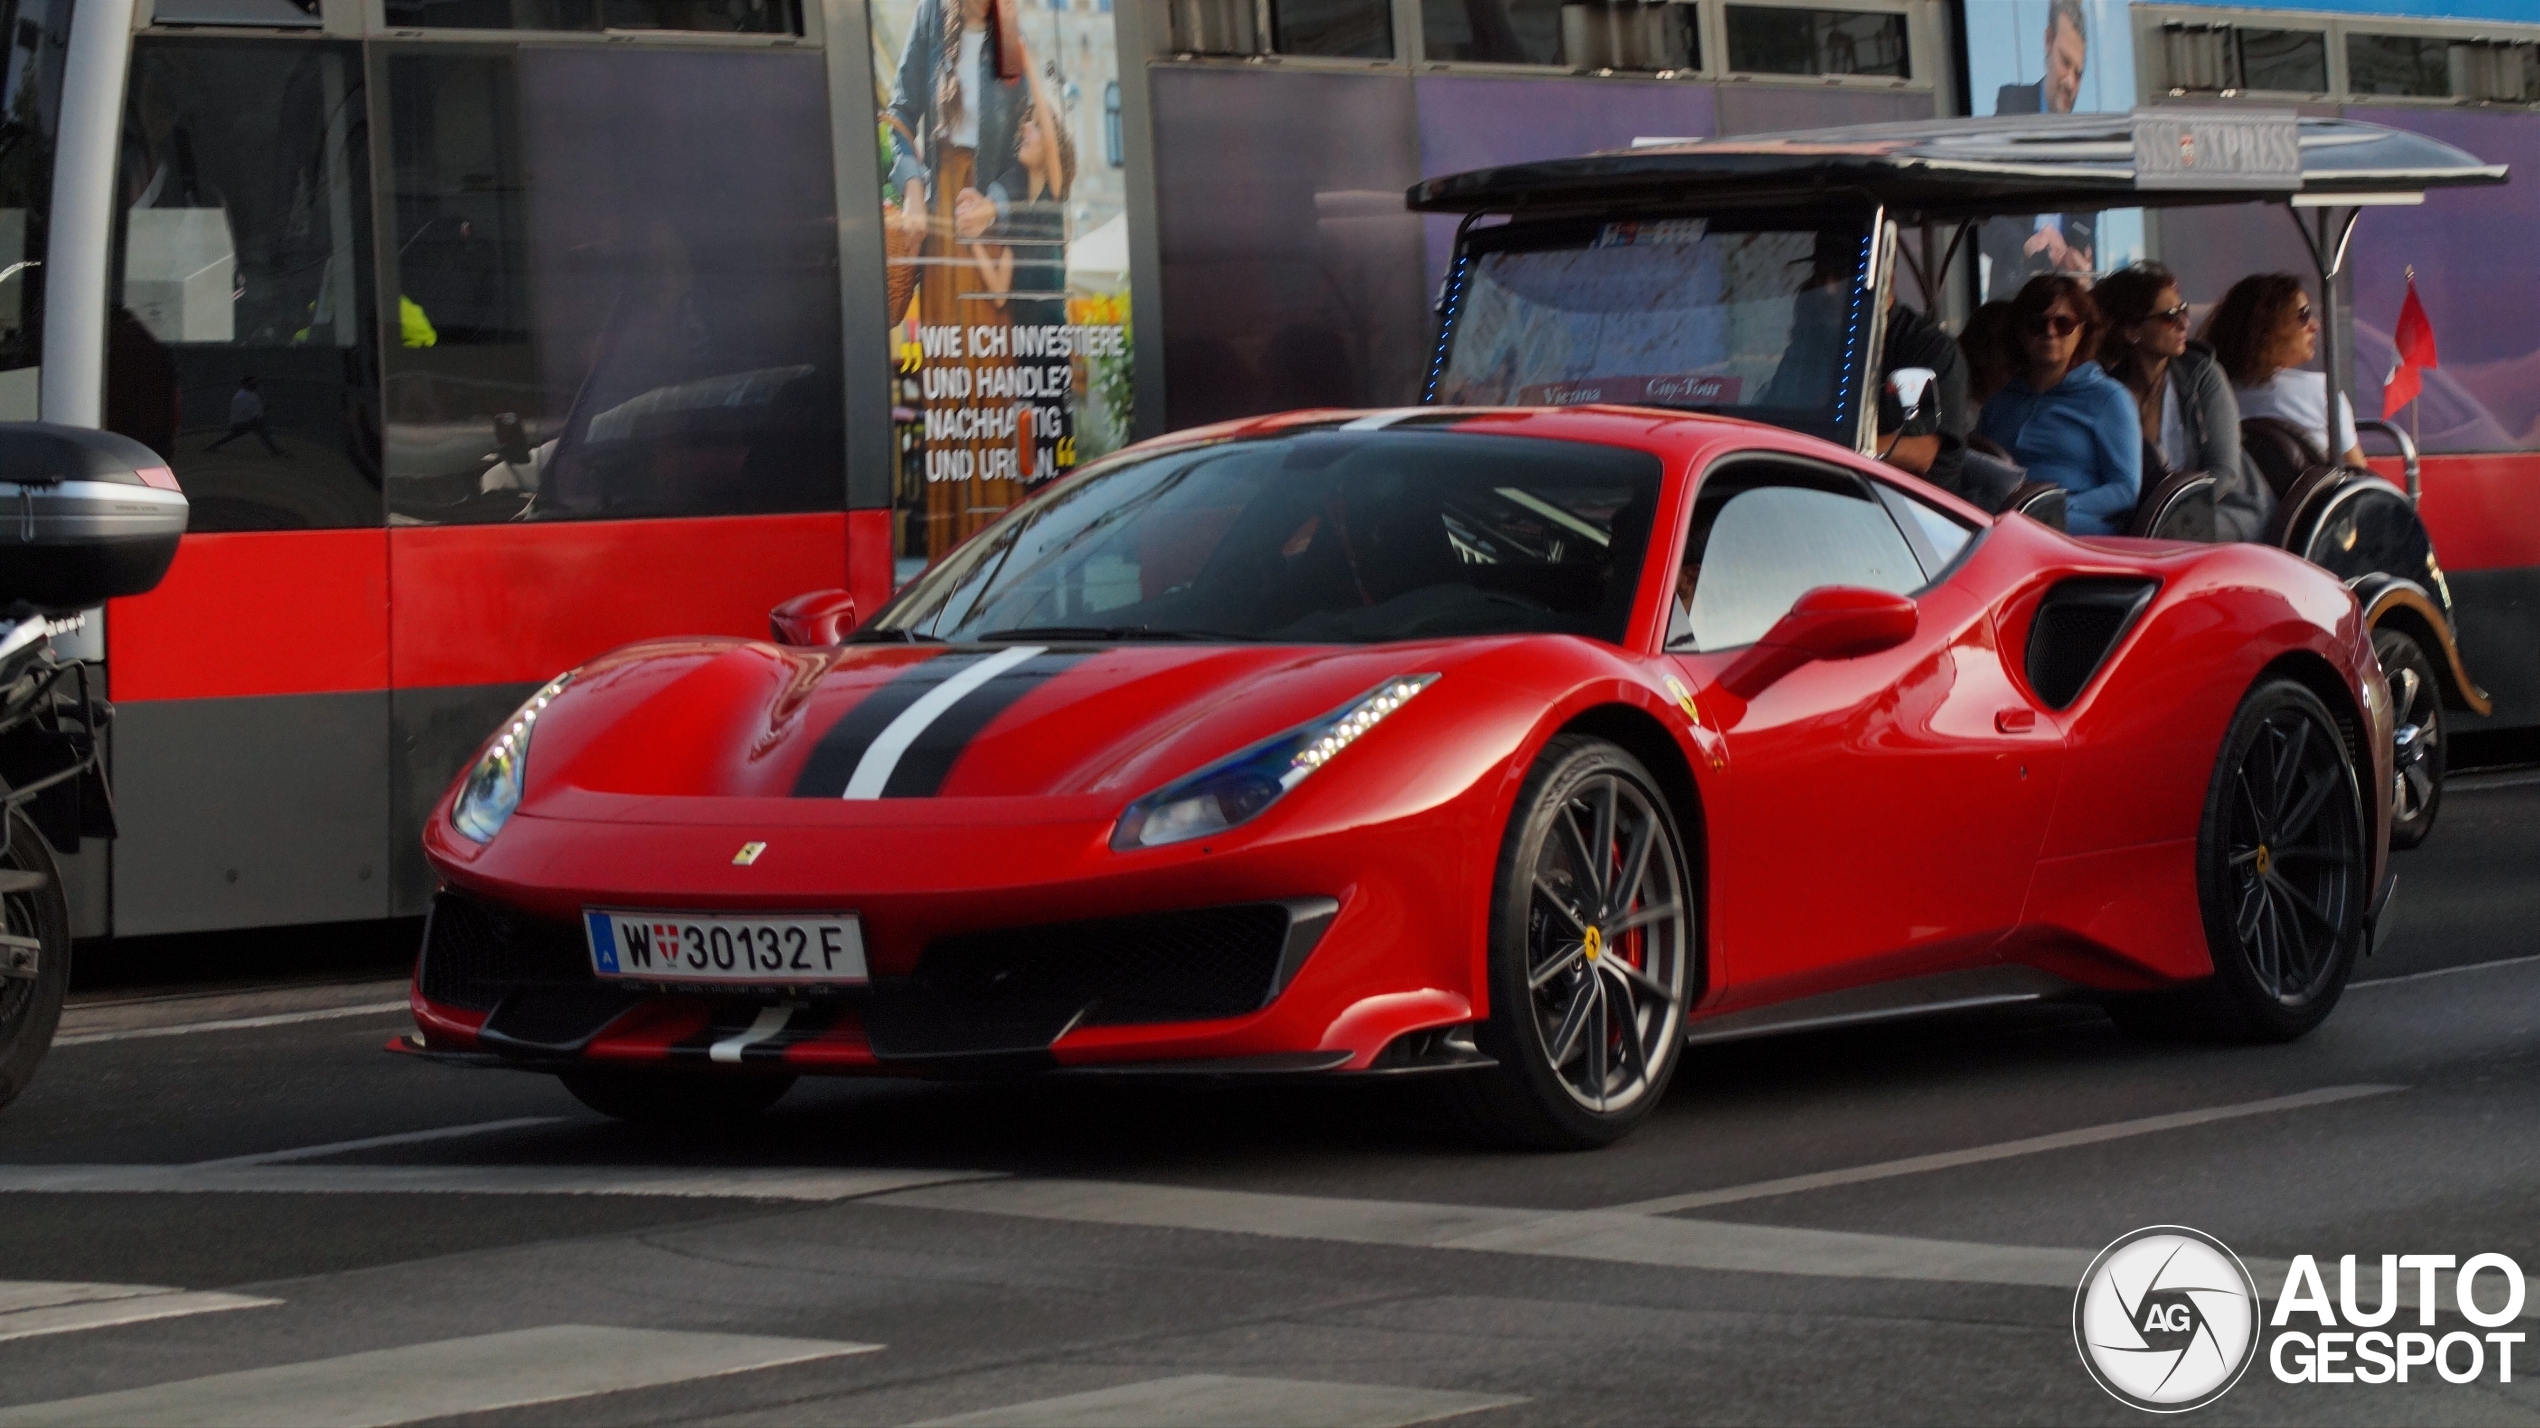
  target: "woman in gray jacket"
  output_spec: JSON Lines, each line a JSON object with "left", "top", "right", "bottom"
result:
{"left": 2096, "top": 264, "right": 2277, "bottom": 541}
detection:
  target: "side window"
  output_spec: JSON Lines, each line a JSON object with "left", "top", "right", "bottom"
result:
{"left": 1877, "top": 480, "right": 1979, "bottom": 574}
{"left": 1670, "top": 467, "right": 1922, "bottom": 652}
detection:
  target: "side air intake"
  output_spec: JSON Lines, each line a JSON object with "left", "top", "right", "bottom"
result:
{"left": 2025, "top": 577, "right": 2158, "bottom": 710}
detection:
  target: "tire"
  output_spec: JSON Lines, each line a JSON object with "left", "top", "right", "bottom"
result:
{"left": 0, "top": 809, "right": 72, "bottom": 1114}
{"left": 2372, "top": 626, "right": 2444, "bottom": 851}
{"left": 1442, "top": 735, "right": 1695, "bottom": 1150}
{"left": 2108, "top": 679, "right": 2367, "bottom": 1043}
{"left": 558, "top": 1069, "right": 796, "bottom": 1127}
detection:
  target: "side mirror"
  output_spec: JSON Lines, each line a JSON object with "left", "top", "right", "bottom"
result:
{"left": 1887, "top": 366, "right": 1937, "bottom": 418}
{"left": 0, "top": 421, "right": 189, "bottom": 613}
{"left": 770, "top": 588, "right": 858, "bottom": 646}
{"left": 1717, "top": 585, "right": 1917, "bottom": 700}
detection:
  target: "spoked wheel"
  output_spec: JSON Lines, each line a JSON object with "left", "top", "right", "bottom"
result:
{"left": 2372, "top": 626, "right": 2443, "bottom": 850}
{"left": 1447, "top": 735, "right": 1694, "bottom": 1149}
{"left": 0, "top": 809, "right": 72, "bottom": 1113}
{"left": 2109, "top": 680, "right": 2366, "bottom": 1043}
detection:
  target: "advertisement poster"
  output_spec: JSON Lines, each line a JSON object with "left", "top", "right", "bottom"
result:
{"left": 1963, "top": 0, "right": 2143, "bottom": 296}
{"left": 867, "top": 0, "right": 1133, "bottom": 572}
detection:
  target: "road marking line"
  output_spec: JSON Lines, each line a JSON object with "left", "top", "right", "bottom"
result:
{"left": 877, "top": 1178, "right": 2098, "bottom": 1287}
{"left": 1599, "top": 1084, "right": 2405, "bottom": 1215}
{"left": 0, "top": 1283, "right": 168, "bottom": 1315}
{"left": 0, "top": 1290, "right": 279, "bottom": 1345}
{"left": 2447, "top": 770, "right": 2540, "bottom": 791}
{"left": 2351, "top": 951, "right": 2540, "bottom": 988}
{"left": 910, "top": 1375, "right": 1523, "bottom": 1428}
{"left": 710, "top": 1005, "right": 796, "bottom": 1064}
{"left": 186, "top": 1118, "right": 568, "bottom": 1170}
{"left": 0, "top": 1163, "right": 1002, "bottom": 1201}
{"left": 0, "top": 1324, "right": 878, "bottom": 1427}
{"left": 51, "top": 1002, "right": 410, "bottom": 1047}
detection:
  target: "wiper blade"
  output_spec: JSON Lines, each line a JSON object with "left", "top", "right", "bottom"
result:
{"left": 846, "top": 626, "right": 948, "bottom": 643}
{"left": 974, "top": 625, "right": 1247, "bottom": 642}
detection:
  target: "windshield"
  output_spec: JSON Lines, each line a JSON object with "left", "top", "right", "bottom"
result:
{"left": 867, "top": 429, "right": 1662, "bottom": 645}
{"left": 1431, "top": 217, "right": 1874, "bottom": 446}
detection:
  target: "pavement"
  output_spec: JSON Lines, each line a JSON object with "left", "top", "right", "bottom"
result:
{"left": 2, "top": 775, "right": 2537, "bottom": 1425}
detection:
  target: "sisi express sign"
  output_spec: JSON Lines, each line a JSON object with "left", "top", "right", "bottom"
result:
{"left": 2075, "top": 1227, "right": 2528, "bottom": 1412}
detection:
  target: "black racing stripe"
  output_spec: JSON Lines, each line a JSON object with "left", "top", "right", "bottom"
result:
{"left": 880, "top": 650, "right": 1090, "bottom": 798}
{"left": 790, "top": 650, "right": 985, "bottom": 797}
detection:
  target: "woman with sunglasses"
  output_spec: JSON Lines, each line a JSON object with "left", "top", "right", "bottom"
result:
{"left": 2095, "top": 263, "right": 2273, "bottom": 540}
{"left": 2200, "top": 273, "right": 2369, "bottom": 471}
{"left": 1976, "top": 274, "right": 2140, "bottom": 535}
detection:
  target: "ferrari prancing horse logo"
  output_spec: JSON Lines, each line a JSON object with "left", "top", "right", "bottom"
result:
{"left": 733, "top": 841, "right": 768, "bottom": 866}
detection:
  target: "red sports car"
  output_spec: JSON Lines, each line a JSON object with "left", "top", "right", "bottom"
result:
{"left": 404, "top": 408, "right": 2392, "bottom": 1148}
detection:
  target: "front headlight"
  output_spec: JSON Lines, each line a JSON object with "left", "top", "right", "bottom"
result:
{"left": 1112, "top": 674, "right": 1438, "bottom": 851}
{"left": 451, "top": 673, "right": 572, "bottom": 844}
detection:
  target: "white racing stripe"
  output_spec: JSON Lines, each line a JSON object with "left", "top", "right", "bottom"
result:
{"left": 51, "top": 1003, "right": 411, "bottom": 1047}
{"left": 709, "top": 1005, "right": 797, "bottom": 1064}
{"left": 843, "top": 645, "right": 1045, "bottom": 799}
{"left": 1601, "top": 1084, "right": 2404, "bottom": 1215}
{"left": 911, "top": 1375, "right": 1522, "bottom": 1428}
{"left": 0, "top": 1324, "right": 879, "bottom": 1427}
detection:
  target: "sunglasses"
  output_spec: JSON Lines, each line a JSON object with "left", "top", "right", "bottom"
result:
{"left": 2024, "top": 314, "right": 2081, "bottom": 337}
{"left": 2150, "top": 303, "right": 2191, "bottom": 327}
{"left": 2294, "top": 304, "right": 2318, "bottom": 326}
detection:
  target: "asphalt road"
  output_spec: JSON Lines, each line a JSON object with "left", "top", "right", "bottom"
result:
{"left": 3, "top": 776, "right": 2538, "bottom": 1426}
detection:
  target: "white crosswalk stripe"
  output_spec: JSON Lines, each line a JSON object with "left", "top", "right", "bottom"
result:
{"left": 0, "top": 1282, "right": 278, "bottom": 1344}
{"left": 0, "top": 1325, "right": 880, "bottom": 1427}
{"left": 910, "top": 1375, "right": 1522, "bottom": 1427}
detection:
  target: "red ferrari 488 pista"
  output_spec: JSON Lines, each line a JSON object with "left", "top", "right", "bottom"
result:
{"left": 405, "top": 407, "right": 2392, "bottom": 1148}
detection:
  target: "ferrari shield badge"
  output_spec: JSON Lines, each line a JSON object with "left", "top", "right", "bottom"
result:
{"left": 732, "top": 841, "right": 768, "bottom": 866}
{"left": 1661, "top": 675, "right": 1701, "bottom": 726}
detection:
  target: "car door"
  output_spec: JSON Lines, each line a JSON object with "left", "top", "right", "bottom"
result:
{"left": 1664, "top": 457, "right": 2062, "bottom": 1007}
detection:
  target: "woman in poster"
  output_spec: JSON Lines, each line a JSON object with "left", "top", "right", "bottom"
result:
{"left": 975, "top": 63, "right": 1077, "bottom": 484}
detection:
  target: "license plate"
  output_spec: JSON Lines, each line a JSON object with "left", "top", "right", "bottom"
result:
{"left": 584, "top": 910, "right": 867, "bottom": 986}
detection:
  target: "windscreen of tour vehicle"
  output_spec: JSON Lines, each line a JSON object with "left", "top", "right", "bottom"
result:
{"left": 1430, "top": 217, "right": 1876, "bottom": 447}
{"left": 864, "top": 430, "right": 1661, "bottom": 646}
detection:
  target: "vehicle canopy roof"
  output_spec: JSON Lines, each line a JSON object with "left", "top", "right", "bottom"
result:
{"left": 1406, "top": 110, "right": 2506, "bottom": 221}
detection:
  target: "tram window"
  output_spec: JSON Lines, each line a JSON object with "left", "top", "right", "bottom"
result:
{"left": 381, "top": 46, "right": 843, "bottom": 525}
{"left": 108, "top": 38, "right": 382, "bottom": 532}
{"left": 2234, "top": 28, "right": 2326, "bottom": 93}
{"left": 1724, "top": 6, "right": 1907, "bottom": 79}
{"left": 0, "top": 0, "right": 73, "bottom": 415}
{"left": 1421, "top": 0, "right": 1562, "bottom": 66}
{"left": 2346, "top": 33, "right": 2452, "bottom": 98}
{"left": 379, "top": 0, "right": 797, "bottom": 31}
{"left": 1274, "top": 0, "right": 1393, "bottom": 59}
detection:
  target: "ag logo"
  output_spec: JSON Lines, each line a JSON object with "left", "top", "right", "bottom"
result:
{"left": 2075, "top": 1226, "right": 2260, "bottom": 1412}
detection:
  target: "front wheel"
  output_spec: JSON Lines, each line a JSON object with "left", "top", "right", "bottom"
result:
{"left": 1445, "top": 736, "right": 1695, "bottom": 1150}
{"left": 2109, "top": 679, "right": 2366, "bottom": 1043}
{"left": 0, "top": 809, "right": 72, "bottom": 1113}
{"left": 2373, "top": 626, "right": 2443, "bottom": 850}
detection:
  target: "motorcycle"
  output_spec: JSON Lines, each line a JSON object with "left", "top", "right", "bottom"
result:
{"left": 0, "top": 424, "right": 188, "bottom": 1111}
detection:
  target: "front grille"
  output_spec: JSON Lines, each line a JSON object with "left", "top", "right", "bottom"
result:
{"left": 863, "top": 903, "right": 1298, "bottom": 1060}
{"left": 416, "top": 891, "right": 594, "bottom": 1011}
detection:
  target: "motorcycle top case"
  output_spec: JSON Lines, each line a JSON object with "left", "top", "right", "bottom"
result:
{"left": 0, "top": 423, "right": 188, "bottom": 612}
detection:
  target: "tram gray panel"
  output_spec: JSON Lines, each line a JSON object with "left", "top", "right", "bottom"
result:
{"left": 112, "top": 693, "right": 391, "bottom": 936}
{"left": 391, "top": 682, "right": 539, "bottom": 917}
{"left": 1149, "top": 67, "right": 1427, "bottom": 428}
{"left": 1713, "top": 87, "right": 1936, "bottom": 136}
{"left": 2448, "top": 566, "right": 2540, "bottom": 733}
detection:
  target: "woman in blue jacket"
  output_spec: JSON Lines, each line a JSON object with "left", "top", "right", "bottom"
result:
{"left": 1977, "top": 275, "right": 2141, "bottom": 535}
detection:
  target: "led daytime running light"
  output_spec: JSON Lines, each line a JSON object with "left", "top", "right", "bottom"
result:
{"left": 1112, "top": 674, "right": 1439, "bottom": 851}
{"left": 451, "top": 672, "right": 572, "bottom": 843}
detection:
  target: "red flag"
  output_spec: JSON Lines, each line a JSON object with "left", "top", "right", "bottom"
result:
{"left": 2383, "top": 276, "right": 2438, "bottom": 414}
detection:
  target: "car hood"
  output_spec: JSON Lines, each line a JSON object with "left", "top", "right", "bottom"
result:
{"left": 530, "top": 638, "right": 1477, "bottom": 806}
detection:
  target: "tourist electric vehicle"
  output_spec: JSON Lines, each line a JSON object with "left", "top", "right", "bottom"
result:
{"left": 403, "top": 405, "right": 2391, "bottom": 1148}
{"left": 1412, "top": 108, "right": 2504, "bottom": 850}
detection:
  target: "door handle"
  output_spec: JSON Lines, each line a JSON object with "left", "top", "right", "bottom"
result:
{"left": 1995, "top": 706, "right": 2038, "bottom": 734}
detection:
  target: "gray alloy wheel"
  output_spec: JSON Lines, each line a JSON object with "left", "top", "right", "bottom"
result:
{"left": 2109, "top": 679, "right": 2366, "bottom": 1043}
{"left": 2372, "top": 626, "right": 2443, "bottom": 850}
{"left": 0, "top": 809, "right": 70, "bottom": 1113}
{"left": 1447, "top": 735, "right": 1694, "bottom": 1150}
